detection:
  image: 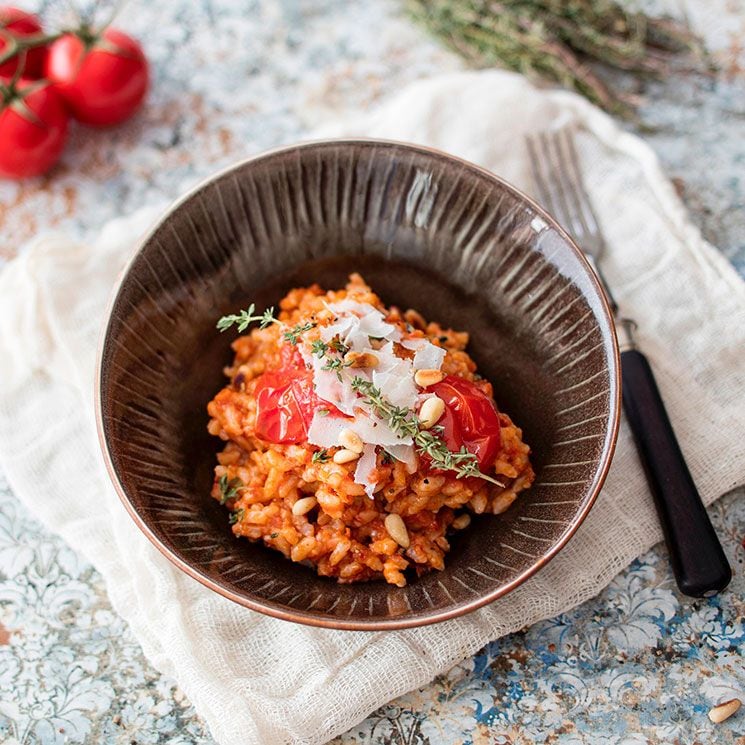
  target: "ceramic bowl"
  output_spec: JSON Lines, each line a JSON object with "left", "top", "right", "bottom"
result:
{"left": 96, "top": 139, "right": 620, "bottom": 629}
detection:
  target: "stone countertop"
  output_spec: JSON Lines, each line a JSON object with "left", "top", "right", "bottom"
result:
{"left": 0, "top": 1, "right": 743, "bottom": 743}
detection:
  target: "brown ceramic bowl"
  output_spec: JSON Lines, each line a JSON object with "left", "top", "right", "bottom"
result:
{"left": 96, "top": 139, "right": 620, "bottom": 630}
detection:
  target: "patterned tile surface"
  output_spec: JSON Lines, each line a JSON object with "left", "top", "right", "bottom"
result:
{"left": 1, "top": 1, "right": 743, "bottom": 743}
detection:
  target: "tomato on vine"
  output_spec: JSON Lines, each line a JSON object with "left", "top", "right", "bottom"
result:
{"left": 0, "top": 7, "right": 46, "bottom": 79}
{"left": 45, "top": 27, "right": 149, "bottom": 127}
{"left": 0, "top": 78, "right": 69, "bottom": 178}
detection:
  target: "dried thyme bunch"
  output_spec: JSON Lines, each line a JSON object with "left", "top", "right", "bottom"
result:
{"left": 406, "top": 0, "right": 706, "bottom": 115}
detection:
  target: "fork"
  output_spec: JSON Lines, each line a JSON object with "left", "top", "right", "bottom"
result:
{"left": 526, "top": 128, "right": 731, "bottom": 598}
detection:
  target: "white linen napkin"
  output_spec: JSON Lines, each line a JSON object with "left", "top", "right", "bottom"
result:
{"left": 1, "top": 70, "right": 743, "bottom": 745}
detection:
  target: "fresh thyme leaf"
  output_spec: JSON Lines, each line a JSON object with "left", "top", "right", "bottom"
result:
{"left": 329, "top": 338, "right": 350, "bottom": 355}
{"left": 229, "top": 507, "right": 245, "bottom": 525}
{"left": 317, "top": 409, "right": 330, "bottom": 417}
{"left": 218, "top": 474, "right": 242, "bottom": 504}
{"left": 311, "top": 339, "right": 329, "bottom": 358}
{"left": 283, "top": 321, "right": 316, "bottom": 345}
{"left": 217, "top": 304, "right": 278, "bottom": 333}
{"left": 350, "top": 378, "right": 418, "bottom": 439}
{"left": 351, "top": 376, "right": 504, "bottom": 485}
{"left": 217, "top": 305, "right": 316, "bottom": 346}
{"left": 312, "top": 448, "right": 330, "bottom": 463}
{"left": 322, "top": 357, "right": 353, "bottom": 374}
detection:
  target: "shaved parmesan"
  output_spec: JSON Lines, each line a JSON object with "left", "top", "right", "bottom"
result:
{"left": 307, "top": 410, "right": 413, "bottom": 449}
{"left": 303, "top": 298, "right": 442, "bottom": 495}
{"left": 386, "top": 444, "right": 418, "bottom": 471}
{"left": 372, "top": 357, "right": 417, "bottom": 409}
{"left": 354, "top": 444, "right": 379, "bottom": 498}
{"left": 413, "top": 343, "right": 446, "bottom": 370}
{"left": 321, "top": 300, "right": 401, "bottom": 352}
{"left": 400, "top": 337, "right": 445, "bottom": 370}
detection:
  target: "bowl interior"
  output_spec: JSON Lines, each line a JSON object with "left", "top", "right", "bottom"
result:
{"left": 98, "top": 140, "right": 619, "bottom": 629}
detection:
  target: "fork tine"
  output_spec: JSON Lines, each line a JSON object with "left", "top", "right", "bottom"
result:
{"left": 526, "top": 135, "right": 558, "bottom": 219}
{"left": 540, "top": 131, "right": 586, "bottom": 241}
{"left": 560, "top": 129, "right": 604, "bottom": 242}
{"left": 528, "top": 133, "right": 574, "bottom": 235}
{"left": 553, "top": 130, "right": 595, "bottom": 239}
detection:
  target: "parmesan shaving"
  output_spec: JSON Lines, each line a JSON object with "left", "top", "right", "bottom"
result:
{"left": 353, "top": 444, "right": 379, "bottom": 498}
{"left": 304, "top": 298, "right": 441, "bottom": 496}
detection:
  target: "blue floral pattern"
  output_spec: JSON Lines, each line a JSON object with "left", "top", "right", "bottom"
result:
{"left": 1, "top": 468, "right": 742, "bottom": 744}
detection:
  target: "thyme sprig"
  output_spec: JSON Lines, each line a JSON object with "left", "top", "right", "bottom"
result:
{"left": 217, "top": 305, "right": 316, "bottom": 346}
{"left": 311, "top": 339, "right": 329, "bottom": 358}
{"left": 229, "top": 508, "right": 245, "bottom": 525}
{"left": 218, "top": 474, "right": 242, "bottom": 504}
{"left": 283, "top": 321, "right": 315, "bottom": 345}
{"left": 350, "top": 377, "right": 504, "bottom": 486}
{"left": 329, "top": 338, "right": 350, "bottom": 355}
{"left": 406, "top": 0, "right": 707, "bottom": 117}
{"left": 351, "top": 378, "right": 418, "bottom": 439}
{"left": 312, "top": 448, "right": 330, "bottom": 463}
{"left": 322, "top": 356, "right": 353, "bottom": 376}
{"left": 217, "top": 304, "right": 277, "bottom": 333}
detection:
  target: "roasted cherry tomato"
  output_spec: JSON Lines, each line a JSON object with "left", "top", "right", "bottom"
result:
{"left": 254, "top": 370, "right": 316, "bottom": 444}
{"left": 45, "top": 28, "right": 149, "bottom": 127}
{"left": 0, "top": 78, "right": 69, "bottom": 179}
{"left": 253, "top": 347, "right": 341, "bottom": 444}
{"left": 0, "top": 7, "right": 46, "bottom": 79}
{"left": 429, "top": 375, "right": 501, "bottom": 470}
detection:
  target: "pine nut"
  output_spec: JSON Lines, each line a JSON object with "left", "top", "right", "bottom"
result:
{"left": 414, "top": 368, "right": 445, "bottom": 388}
{"left": 708, "top": 699, "right": 741, "bottom": 724}
{"left": 344, "top": 351, "right": 379, "bottom": 368}
{"left": 452, "top": 514, "right": 471, "bottom": 530}
{"left": 384, "top": 513, "right": 410, "bottom": 548}
{"left": 339, "top": 428, "right": 364, "bottom": 454}
{"left": 419, "top": 396, "right": 445, "bottom": 429}
{"left": 292, "top": 496, "right": 318, "bottom": 516}
{"left": 333, "top": 448, "right": 360, "bottom": 464}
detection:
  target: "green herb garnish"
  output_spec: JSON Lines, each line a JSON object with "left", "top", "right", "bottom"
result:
{"left": 218, "top": 474, "right": 242, "bottom": 504}
{"left": 217, "top": 306, "right": 315, "bottom": 346}
{"left": 351, "top": 377, "right": 504, "bottom": 485}
{"left": 229, "top": 508, "right": 245, "bottom": 525}
{"left": 312, "top": 449, "right": 330, "bottom": 463}
{"left": 328, "top": 338, "right": 350, "bottom": 355}
{"left": 311, "top": 339, "right": 329, "bottom": 358}
{"left": 217, "top": 304, "right": 277, "bottom": 333}
{"left": 322, "top": 357, "right": 352, "bottom": 374}
{"left": 283, "top": 321, "right": 316, "bottom": 345}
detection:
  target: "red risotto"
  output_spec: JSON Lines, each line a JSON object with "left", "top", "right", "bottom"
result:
{"left": 207, "top": 274, "right": 534, "bottom": 586}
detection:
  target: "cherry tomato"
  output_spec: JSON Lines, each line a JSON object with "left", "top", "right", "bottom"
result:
{"left": 429, "top": 375, "right": 501, "bottom": 470}
{"left": 0, "top": 7, "right": 46, "bottom": 79}
{"left": 0, "top": 79, "right": 68, "bottom": 179}
{"left": 253, "top": 347, "right": 341, "bottom": 444}
{"left": 254, "top": 370, "right": 316, "bottom": 444}
{"left": 45, "top": 28, "right": 149, "bottom": 127}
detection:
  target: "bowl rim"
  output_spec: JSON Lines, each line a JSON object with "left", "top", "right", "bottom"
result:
{"left": 94, "top": 137, "right": 621, "bottom": 630}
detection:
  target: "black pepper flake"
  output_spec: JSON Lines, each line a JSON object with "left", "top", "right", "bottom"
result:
{"left": 439, "top": 335, "right": 448, "bottom": 343}
{"left": 232, "top": 372, "right": 245, "bottom": 390}
{"left": 423, "top": 478, "right": 429, "bottom": 485}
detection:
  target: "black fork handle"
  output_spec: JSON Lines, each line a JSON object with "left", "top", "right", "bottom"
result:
{"left": 620, "top": 347, "right": 731, "bottom": 597}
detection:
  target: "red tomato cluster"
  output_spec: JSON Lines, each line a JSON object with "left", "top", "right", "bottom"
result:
{"left": 0, "top": 6, "right": 149, "bottom": 179}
